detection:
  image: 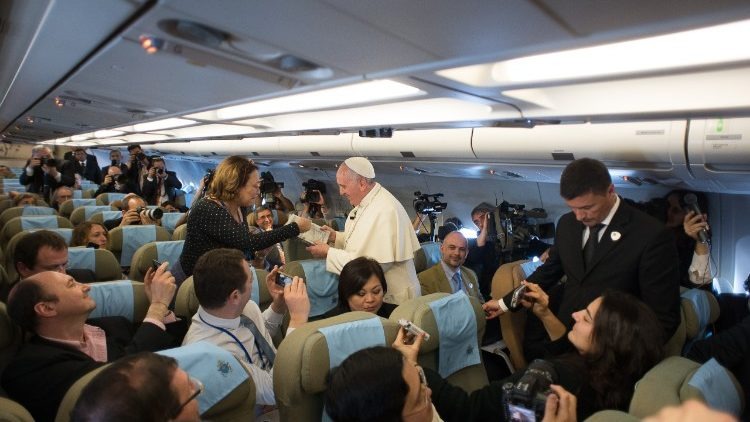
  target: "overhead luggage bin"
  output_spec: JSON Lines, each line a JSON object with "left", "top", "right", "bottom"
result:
{"left": 687, "top": 118, "right": 750, "bottom": 193}
{"left": 352, "top": 128, "right": 475, "bottom": 160}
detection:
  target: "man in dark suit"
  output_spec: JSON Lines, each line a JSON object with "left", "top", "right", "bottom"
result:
{"left": 70, "top": 147, "right": 101, "bottom": 183}
{"left": 484, "top": 158, "right": 680, "bottom": 349}
{"left": 141, "top": 157, "right": 182, "bottom": 206}
{"left": 99, "top": 149, "right": 129, "bottom": 183}
{"left": 1, "top": 267, "right": 179, "bottom": 422}
{"left": 19, "top": 145, "right": 75, "bottom": 202}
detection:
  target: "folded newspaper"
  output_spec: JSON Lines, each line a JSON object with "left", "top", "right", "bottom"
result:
{"left": 285, "top": 214, "right": 331, "bottom": 245}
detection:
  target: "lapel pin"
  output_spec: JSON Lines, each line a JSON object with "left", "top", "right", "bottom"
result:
{"left": 610, "top": 231, "right": 621, "bottom": 241}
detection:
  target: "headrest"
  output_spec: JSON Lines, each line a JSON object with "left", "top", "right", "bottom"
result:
{"left": 87, "top": 280, "right": 135, "bottom": 321}
{"left": 685, "top": 358, "right": 743, "bottom": 417}
{"left": 20, "top": 215, "right": 59, "bottom": 230}
{"left": 427, "top": 292, "right": 481, "bottom": 377}
{"left": 286, "top": 260, "right": 339, "bottom": 317}
{"left": 21, "top": 206, "right": 55, "bottom": 216}
{"left": 318, "top": 315, "right": 386, "bottom": 368}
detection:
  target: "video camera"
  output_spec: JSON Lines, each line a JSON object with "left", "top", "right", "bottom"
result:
{"left": 260, "top": 171, "right": 284, "bottom": 205}
{"left": 44, "top": 158, "right": 57, "bottom": 167}
{"left": 301, "top": 178, "right": 326, "bottom": 203}
{"left": 413, "top": 191, "right": 447, "bottom": 215}
{"left": 501, "top": 359, "right": 557, "bottom": 422}
{"left": 485, "top": 200, "right": 550, "bottom": 261}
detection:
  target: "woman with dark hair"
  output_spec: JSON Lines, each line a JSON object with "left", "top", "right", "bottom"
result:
{"left": 337, "top": 256, "right": 397, "bottom": 318}
{"left": 71, "top": 222, "right": 109, "bottom": 249}
{"left": 663, "top": 190, "right": 713, "bottom": 288}
{"left": 325, "top": 289, "right": 665, "bottom": 422}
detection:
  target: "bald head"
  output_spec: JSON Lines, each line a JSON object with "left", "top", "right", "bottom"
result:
{"left": 440, "top": 231, "right": 468, "bottom": 270}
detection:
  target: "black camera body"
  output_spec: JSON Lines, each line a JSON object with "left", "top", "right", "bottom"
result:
{"left": 135, "top": 206, "right": 163, "bottom": 221}
{"left": 44, "top": 158, "right": 57, "bottom": 167}
{"left": 260, "top": 172, "right": 284, "bottom": 195}
{"left": 413, "top": 191, "right": 447, "bottom": 215}
{"left": 302, "top": 179, "right": 326, "bottom": 203}
{"left": 135, "top": 152, "right": 147, "bottom": 162}
{"left": 502, "top": 359, "right": 557, "bottom": 422}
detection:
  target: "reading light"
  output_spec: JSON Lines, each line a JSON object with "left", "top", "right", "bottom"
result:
{"left": 139, "top": 35, "right": 164, "bottom": 54}
{"left": 213, "top": 80, "right": 424, "bottom": 120}
{"left": 438, "top": 18, "right": 750, "bottom": 87}
{"left": 54, "top": 97, "right": 65, "bottom": 108}
{"left": 133, "top": 118, "right": 197, "bottom": 132}
{"left": 26, "top": 117, "right": 34, "bottom": 124}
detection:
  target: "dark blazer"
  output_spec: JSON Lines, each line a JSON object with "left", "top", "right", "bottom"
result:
{"left": 141, "top": 170, "right": 182, "bottom": 205}
{"left": 1, "top": 316, "right": 175, "bottom": 422}
{"left": 99, "top": 163, "right": 129, "bottom": 183}
{"left": 70, "top": 156, "right": 101, "bottom": 183}
{"left": 516, "top": 198, "right": 681, "bottom": 338}
{"left": 18, "top": 159, "right": 76, "bottom": 201}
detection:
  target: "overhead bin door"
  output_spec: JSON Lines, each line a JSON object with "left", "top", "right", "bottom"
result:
{"left": 352, "top": 128, "right": 474, "bottom": 160}
{"left": 472, "top": 121, "right": 686, "bottom": 171}
{"left": 688, "top": 118, "right": 750, "bottom": 193}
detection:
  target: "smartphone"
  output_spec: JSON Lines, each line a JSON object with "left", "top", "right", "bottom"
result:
{"left": 111, "top": 159, "right": 118, "bottom": 167}
{"left": 151, "top": 259, "right": 163, "bottom": 272}
{"left": 509, "top": 285, "right": 528, "bottom": 311}
{"left": 276, "top": 271, "right": 292, "bottom": 287}
{"left": 398, "top": 319, "right": 430, "bottom": 342}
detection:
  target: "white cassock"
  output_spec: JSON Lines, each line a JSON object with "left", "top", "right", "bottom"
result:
{"left": 327, "top": 183, "right": 422, "bottom": 304}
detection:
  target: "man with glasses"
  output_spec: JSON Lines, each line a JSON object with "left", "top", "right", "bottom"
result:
{"left": 71, "top": 352, "right": 202, "bottom": 422}
{"left": 1, "top": 264, "right": 181, "bottom": 422}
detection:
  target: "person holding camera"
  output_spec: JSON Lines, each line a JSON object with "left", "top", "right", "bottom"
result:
{"left": 95, "top": 165, "right": 135, "bottom": 196}
{"left": 69, "top": 147, "right": 101, "bottom": 183}
{"left": 19, "top": 145, "right": 76, "bottom": 201}
{"left": 385, "top": 289, "right": 663, "bottom": 421}
{"left": 141, "top": 157, "right": 183, "bottom": 206}
{"left": 176, "top": 156, "right": 312, "bottom": 284}
{"left": 103, "top": 193, "right": 163, "bottom": 230}
{"left": 299, "top": 179, "right": 329, "bottom": 219}
{"left": 125, "top": 144, "right": 151, "bottom": 195}
{"left": 99, "top": 149, "right": 129, "bottom": 183}
{"left": 257, "top": 171, "right": 295, "bottom": 212}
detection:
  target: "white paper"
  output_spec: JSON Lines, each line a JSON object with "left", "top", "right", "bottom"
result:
{"left": 286, "top": 214, "right": 330, "bottom": 245}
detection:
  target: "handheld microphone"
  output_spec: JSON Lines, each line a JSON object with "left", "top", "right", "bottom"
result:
{"left": 683, "top": 193, "right": 709, "bottom": 243}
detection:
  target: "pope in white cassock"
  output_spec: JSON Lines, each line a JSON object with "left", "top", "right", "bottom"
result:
{"left": 306, "top": 157, "right": 422, "bottom": 304}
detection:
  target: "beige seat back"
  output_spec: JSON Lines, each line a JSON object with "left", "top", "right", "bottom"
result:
{"left": 490, "top": 259, "right": 530, "bottom": 371}
{"left": 107, "top": 225, "right": 172, "bottom": 268}
{"left": 284, "top": 260, "right": 339, "bottom": 320}
{"left": 390, "top": 293, "right": 488, "bottom": 393}
{"left": 413, "top": 242, "right": 441, "bottom": 273}
{"left": 0, "top": 397, "right": 34, "bottom": 422}
{"left": 0, "top": 215, "right": 73, "bottom": 248}
{"left": 58, "top": 199, "right": 97, "bottom": 220}
{"left": 129, "top": 240, "right": 185, "bottom": 282}
{"left": 67, "top": 247, "right": 123, "bottom": 282}
{"left": 89, "top": 209, "right": 122, "bottom": 224}
{"left": 664, "top": 288, "right": 720, "bottom": 357}
{"left": 0, "top": 206, "right": 57, "bottom": 230}
{"left": 274, "top": 312, "right": 400, "bottom": 422}
{"left": 69, "top": 205, "right": 117, "bottom": 226}
{"left": 175, "top": 267, "right": 271, "bottom": 320}
{"left": 629, "top": 356, "right": 744, "bottom": 419}
{"left": 171, "top": 222, "right": 187, "bottom": 240}
{"left": 95, "top": 192, "right": 128, "bottom": 206}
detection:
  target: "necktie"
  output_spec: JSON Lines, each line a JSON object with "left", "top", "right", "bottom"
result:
{"left": 452, "top": 271, "right": 462, "bottom": 293}
{"left": 583, "top": 223, "right": 605, "bottom": 270}
{"left": 240, "top": 315, "right": 276, "bottom": 368}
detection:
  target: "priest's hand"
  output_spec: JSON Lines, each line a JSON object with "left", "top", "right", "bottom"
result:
{"left": 306, "top": 242, "right": 329, "bottom": 258}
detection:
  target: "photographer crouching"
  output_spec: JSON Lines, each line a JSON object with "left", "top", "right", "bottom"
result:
{"left": 103, "top": 193, "right": 163, "bottom": 230}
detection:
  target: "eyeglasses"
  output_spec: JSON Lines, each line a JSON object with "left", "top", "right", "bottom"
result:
{"left": 172, "top": 376, "right": 203, "bottom": 418}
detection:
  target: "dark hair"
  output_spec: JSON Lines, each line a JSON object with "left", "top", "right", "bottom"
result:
{"left": 585, "top": 290, "right": 665, "bottom": 410}
{"left": 559, "top": 158, "right": 612, "bottom": 200}
{"left": 193, "top": 248, "right": 248, "bottom": 309}
{"left": 14, "top": 230, "right": 67, "bottom": 276}
{"left": 7, "top": 278, "right": 58, "bottom": 332}
{"left": 337, "top": 257, "right": 386, "bottom": 312}
{"left": 71, "top": 222, "right": 108, "bottom": 247}
{"left": 470, "top": 202, "right": 494, "bottom": 217}
{"left": 127, "top": 144, "right": 142, "bottom": 152}
{"left": 207, "top": 156, "right": 257, "bottom": 203}
{"left": 70, "top": 352, "right": 181, "bottom": 422}
{"left": 325, "top": 346, "right": 408, "bottom": 422}
{"left": 13, "top": 193, "right": 39, "bottom": 207}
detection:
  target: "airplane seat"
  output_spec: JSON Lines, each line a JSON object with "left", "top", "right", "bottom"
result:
{"left": 175, "top": 266, "right": 272, "bottom": 321}
{"left": 273, "top": 312, "right": 400, "bottom": 422}
{"left": 389, "top": 292, "right": 489, "bottom": 393}
{"left": 160, "top": 212, "right": 185, "bottom": 234}
{"left": 81, "top": 188, "right": 96, "bottom": 199}
{"left": 0, "top": 206, "right": 57, "bottom": 230}
{"left": 67, "top": 247, "right": 123, "bottom": 282}
{"left": 0, "top": 301, "right": 22, "bottom": 378}
{"left": 0, "top": 264, "right": 9, "bottom": 301}
{"left": 69, "top": 205, "right": 117, "bottom": 226}
{"left": 171, "top": 223, "right": 187, "bottom": 240}
{"left": 0, "top": 215, "right": 73, "bottom": 246}
{"left": 86, "top": 280, "right": 149, "bottom": 323}
{"left": 128, "top": 240, "right": 185, "bottom": 282}
{"left": 0, "top": 397, "right": 34, "bottom": 422}
{"left": 490, "top": 259, "right": 531, "bottom": 371}
{"left": 95, "top": 192, "right": 127, "bottom": 206}
{"left": 283, "top": 259, "right": 339, "bottom": 321}
{"left": 628, "top": 356, "right": 744, "bottom": 419}
{"left": 0, "top": 199, "right": 13, "bottom": 217}
{"left": 54, "top": 364, "right": 110, "bottom": 422}
{"left": 58, "top": 198, "right": 97, "bottom": 219}
{"left": 413, "top": 241, "right": 441, "bottom": 273}
{"left": 282, "top": 237, "right": 314, "bottom": 262}
{"left": 89, "top": 209, "right": 122, "bottom": 225}
{"left": 106, "top": 225, "right": 171, "bottom": 269}
{"left": 679, "top": 288, "right": 720, "bottom": 353}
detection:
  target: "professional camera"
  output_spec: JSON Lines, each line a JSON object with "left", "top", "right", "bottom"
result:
{"left": 502, "top": 359, "right": 557, "bottom": 422}
{"left": 485, "top": 200, "right": 550, "bottom": 261}
{"left": 413, "top": 191, "right": 447, "bottom": 215}
{"left": 135, "top": 206, "right": 163, "bottom": 221}
{"left": 135, "top": 152, "right": 147, "bottom": 162}
{"left": 260, "top": 171, "right": 284, "bottom": 205}
{"left": 44, "top": 158, "right": 57, "bottom": 167}
{"left": 301, "top": 178, "right": 326, "bottom": 203}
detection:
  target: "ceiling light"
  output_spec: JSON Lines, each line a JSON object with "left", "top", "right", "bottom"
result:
{"left": 133, "top": 118, "right": 196, "bottom": 132}
{"left": 438, "top": 18, "right": 750, "bottom": 87}
{"left": 139, "top": 35, "right": 164, "bottom": 54}
{"left": 70, "top": 133, "right": 93, "bottom": 141}
{"left": 94, "top": 130, "right": 125, "bottom": 138}
{"left": 212, "top": 80, "right": 424, "bottom": 120}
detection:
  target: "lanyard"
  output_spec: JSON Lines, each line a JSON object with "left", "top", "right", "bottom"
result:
{"left": 198, "top": 314, "right": 265, "bottom": 367}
